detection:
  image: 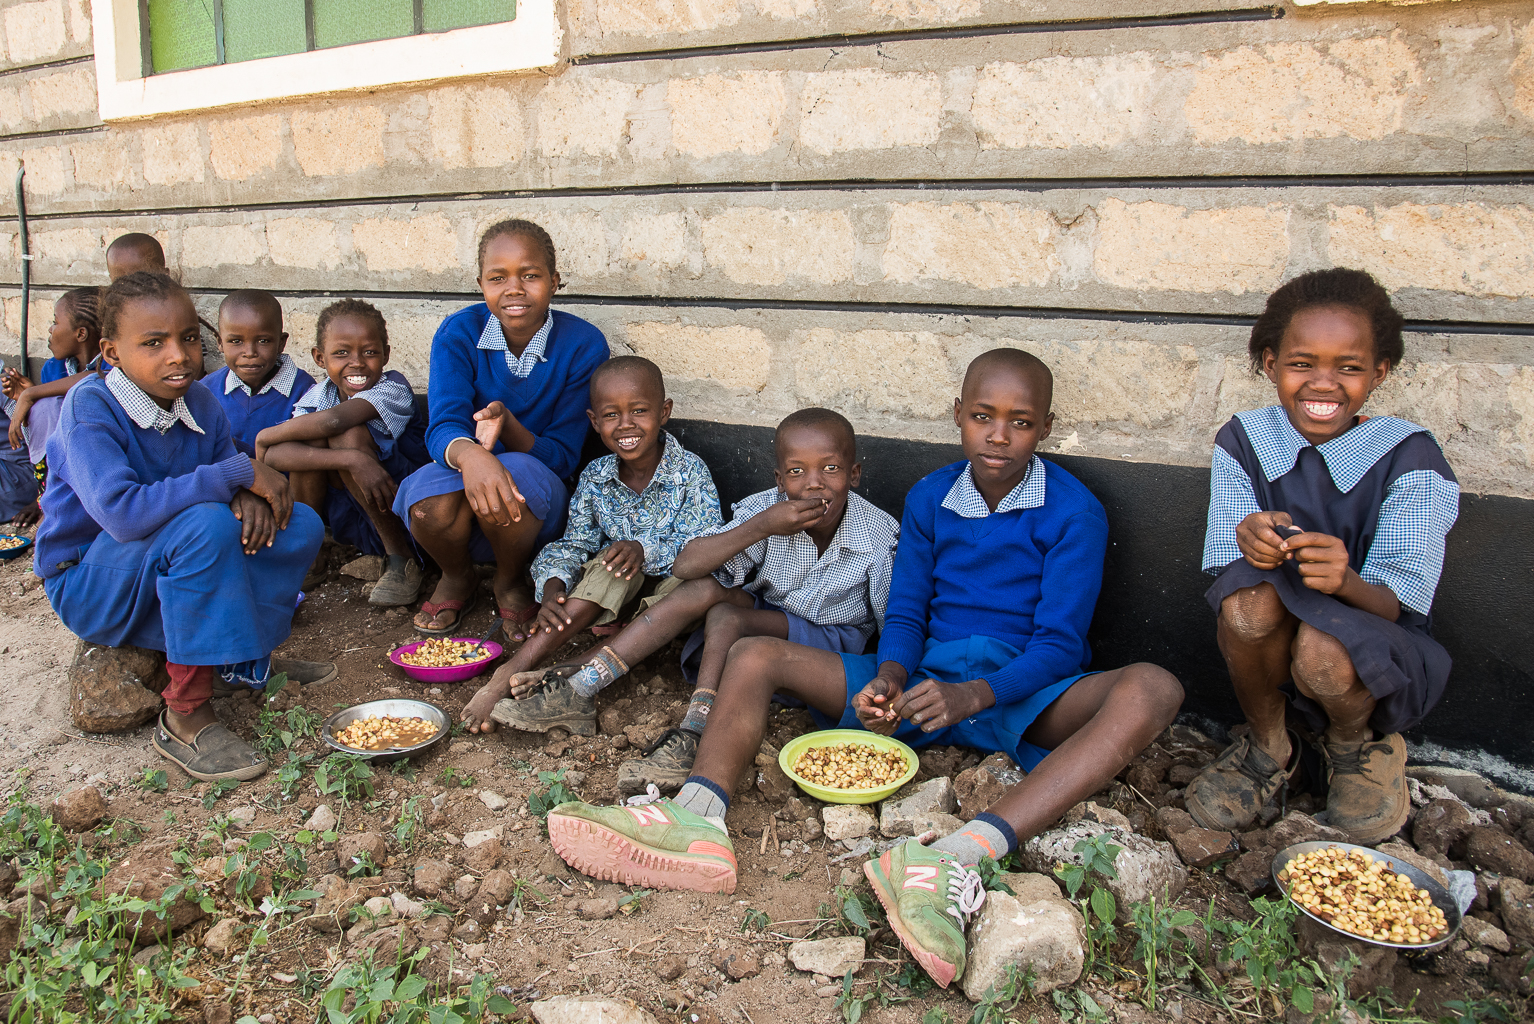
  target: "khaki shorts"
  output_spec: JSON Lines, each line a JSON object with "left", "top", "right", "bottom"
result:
{"left": 565, "top": 556, "right": 684, "bottom": 626}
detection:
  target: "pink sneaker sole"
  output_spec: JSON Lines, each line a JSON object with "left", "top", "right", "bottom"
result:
{"left": 548, "top": 813, "right": 738, "bottom": 894}
{"left": 863, "top": 859, "right": 959, "bottom": 989}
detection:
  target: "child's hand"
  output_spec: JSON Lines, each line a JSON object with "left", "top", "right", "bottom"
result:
{"left": 852, "top": 667, "right": 906, "bottom": 735}
{"left": 891, "top": 678, "right": 996, "bottom": 733}
{"left": 349, "top": 456, "right": 399, "bottom": 513}
{"left": 757, "top": 497, "right": 831, "bottom": 537}
{"left": 473, "top": 401, "right": 508, "bottom": 451}
{"left": 1, "top": 369, "right": 32, "bottom": 398}
{"left": 1236, "top": 511, "right": 1297, "bottom": 570}
{"left": 248, "top": 459, "right": 294, "bottom": 530}
{"left": 229, "top": 488, "right": 276, "bottom": 554}
{"left": 599, "top": 540, "right": 644, "bottom": 581}
{"left": 537, "top": 579, "right": 574, "bottom": 634}
{"left": 1281, "top": 531, "right": 1350, "bottom": 595}
{"left": 6, "top": 399, "right": 28, "bottom": 451}
{"left": 460, "top": 447, "right": 525, "bottom": 527}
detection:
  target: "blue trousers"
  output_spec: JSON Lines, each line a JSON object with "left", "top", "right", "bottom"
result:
{"left": 44, "top": 502, "right": 323, "bottom": 666}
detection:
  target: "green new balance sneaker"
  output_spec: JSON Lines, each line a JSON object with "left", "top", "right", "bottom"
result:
{"left": 864, "top": 839, "right": 986, "bottom": 989}
{"left": 548, "top": 797, "right": 737, "bottom": 894}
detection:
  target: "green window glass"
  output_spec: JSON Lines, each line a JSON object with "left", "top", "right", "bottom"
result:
{"left": 145, "top": 0, "right": 515, "bottom": 74}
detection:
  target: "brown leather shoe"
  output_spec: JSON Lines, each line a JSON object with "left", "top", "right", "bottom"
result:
{"left": 1322, "top": 733, "right": 1409, "bottom": 844}
{"left": 1185, "top": 725, "right": 1298, "bottom": 832}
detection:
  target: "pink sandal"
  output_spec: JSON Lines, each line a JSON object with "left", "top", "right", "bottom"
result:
{"left": 498, "top": 604, "right": 538, "bottom": 642}
{"left": 414, "top": 594, "right": 480, "bottom": 635}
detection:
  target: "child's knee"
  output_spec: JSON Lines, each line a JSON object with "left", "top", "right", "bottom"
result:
{"left": 703, "top": 601, "right": 745, "bottom": 638}
{"left": 1219, "top": 584, "right": 1287, "bottom": 643}
{"left": 330, "top": 424, "right": 376, "bottom": 452}
{"left": 1124, "top": 663, "right": 1184, "bottom": 721}
{"left": 1290, "top": 625, "right": 1356, "bottom": 695}
{"left": 409, "top": 492, "right": 460, "bottom": 525}
{"left": 720, "top": 635, "right": 782, "bottom": 679}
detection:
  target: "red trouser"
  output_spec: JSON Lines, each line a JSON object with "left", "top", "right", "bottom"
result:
{"left": 163, "top": 663, "right": 214, "bottom": 716}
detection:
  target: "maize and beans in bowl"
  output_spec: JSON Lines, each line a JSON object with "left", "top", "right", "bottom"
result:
{"left": 388, "top": 637, "right": 503, "bottom": 683}
{"left": 778, "top": 729, "right": 919, "bottom": 804}
{"left": 1272, "top": 841, "right": 1459, "bottom": 949}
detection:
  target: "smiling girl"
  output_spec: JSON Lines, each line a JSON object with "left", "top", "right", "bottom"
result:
{"left": 392, "top": 219, "right": 608, "bottom": 638}
{"left": 1190, "top": 268, "right": 1460, "bottom": 844}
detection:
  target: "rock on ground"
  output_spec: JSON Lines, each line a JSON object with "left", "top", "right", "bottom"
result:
{"left": 1461, "top": 916, "right": 1511, "bottom": 953}
{"left": 1412, "top": 799, "right": 1472, "bottom": 855}
{"left": 879, "top": 778, "right": 957, "bottom": 837}
{"left": 756, "top": 757, "right": 795, "bottom": 804}
{"left": 336, "top": 833, "right": 388, "bottom": 872}
{"left": 463, "top": 826, "right": 502, "bottom": 848}
{"left": 302, "top": 874, "right": 366, "bottom": 934}
{"left": 478, "top": 790, "right": 508, "bottom": 812}
{"left": 202, "top": 918, "right": 243, "bottom": 955}
{"left": 341, "top": 555, "right": 385, "bottom": 581}
{"left": 1499, "top": 878, "right": 1534, "bottom": 945}
{"left": 463, "top": 838, "right": 503, "bottom": 874}
{"left": 67, "top": 641, "right": 168, "bottom": 733}
{"left": 307, "top": 804, "right": 338, "bottom": 833}
{"left": 1464, "top": 828, "right": 1534, "bottom": 882}
{"left": 352, "top": 923, "right": 419, "bottom": 966}
{"left": 48, "top": 786, "right": 107, "bottom": 832}
{"left": 530, "top": 995, "right": 660, "bottom": 1024}
{"left": 1168, "top": 827, "right": 1238, "bottom": 869}
{"left": 788, "top": 936, "right": 865, "bottom": 977}
{"left": 1019, "top": 823, "right": 1186, "bottom": 922}
{"left": 1296, "top": 916, "right": 1397, "bottom": 999}
{"left": 579, "top": 897, "right": 618, "bottom": 920}
{"left": 102, "top": 842, "right": 209, "bottom": 943}
{"left": 963, "top": 874, "right": 1085, "bottom": 999}
{"left": 822, "top": 805, "right": 876, "bottom": 842}
{"left": 413, "top": 859, "right": 453, "bottom": 897}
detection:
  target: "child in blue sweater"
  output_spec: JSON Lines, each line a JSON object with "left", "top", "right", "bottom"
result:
{"left": 36, "top": 273, "right": 330, "bottom": 782}
{"left": 393, "top": 219, "right": 609, "bottom": 636}
{"left": 546, "top": 349, "right": 1184, "bottom": 990}
{"left": 206, "top": 290, "right": 315, "bottom": 457}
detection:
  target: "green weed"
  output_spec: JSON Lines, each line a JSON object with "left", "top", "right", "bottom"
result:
{"left": 201, "top": 779, "right": 240, "bottom": 809}
{"left": 439, "top": 765, "right": 476, "bottom": 788}
{"left": 315, "top": 752, "right": 375, "bottom": 805}
{"left": 739, "top": 908, "right": 772, "bottom": 933}
{"left": 527, "top": 769, "right": 576, "bottom": 817}
{"left": 967, "top": 963, "right": 1036, "bottom": 1024}
{"left": 1127, "top": 894, "right": 1198, "bottom": 1008}
{"left": 133, "top": 768, "right": 168, "bottom": 793}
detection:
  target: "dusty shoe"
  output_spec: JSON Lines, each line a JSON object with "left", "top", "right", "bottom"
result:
{"left": 548, "top": 796, "right": 736, "bottom": 893}
{"left": 618, "top": 729, "right": 698, "bottom": 797}
{"left": 491, "top": 672, "right": 596, "bottom": 736}
{"left": 1322, "top": 733, "right": 1409, "bottom": 844}
{"left": 864, "top": 839, "right": 985, "bottom": 989}
{"left": 1185, "top": 725, "right": 1298, "bottom": 832}
{"left": 151, "top": 714, "right": 266, "bottom": 782}
{"left": 369, "top": 558, "right": 423, "bottom": 607}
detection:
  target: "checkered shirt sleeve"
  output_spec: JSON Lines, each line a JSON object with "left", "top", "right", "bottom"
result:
{"left": 1202, "top": 445, "right": 1262, "bottom": 573}
{"left": 1360, "top": 469, "right": 1460, "bottom": 615}
{"left": 353, "top": 372, "right": 416, "bottom": 441}
{"left": 706, "top": 488, "right": 774, "bottom": 588}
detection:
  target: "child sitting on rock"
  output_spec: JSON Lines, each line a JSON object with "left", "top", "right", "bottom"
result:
{"left": 255, "top": 299, "right": 429, "bottom": 607}
{"left": 490, "top": 407, "right": 899, "bottom": 802}
{"left": 544, "top": 349, "right": 1184, "bottom": 992}
{"left": 206, "top": 290, "right": 314, "bottom": 456}
{"left": 458, "top": 356, "right": 721, "bottom": 732}
{"left": 36, "top": 273, "right": 333, "bottom": 781}
{"left": 1187, "top": 268, "right": 1459, "bottom": 845}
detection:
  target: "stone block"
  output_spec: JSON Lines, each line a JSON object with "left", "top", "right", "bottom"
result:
{"left": 798, "top": 69, "right": 942, "bottom": 154}
{"left": 879, "top": 777, "right": 956, "bottom": 837}
{"left": 962, "top": 887, "right": 1084, "bottom": 999}
{"left": 625, "top": 322, "right": 772, "bottom": 392}
{"left": 1328, "top": 202, "right": 1534, "bottom": 300}
{"left": 794, "top": 327, "right": 954, "bottom": 420}
{"left": 822, "top": 804, "right": 876, "bottom": 842}
{"left": 1020, "top": 822, "right": 1186, "bottom": 922}
{"left": 668, "top": 72, "right": 785, "bottom": 158}
{"left": 141, "top": 123, "right": 204, "bottom": 186}
{"left": 1412, "top": 798, "right": 1471, "bottom": 854}
{"left": 1169, "top": 827, "right": 1238, "bottom": 869}
{"left": 701, "top": 206, "right": 854, "bottom": 286}
{"left": 266, "top": 217, "right": 344, "bottom": 270}
{"left": 530, "top": 995, "right": 659, "bottom": 1024}
{"left": 67, "top": 641, "right": 168, "bottom": 734}
{"left": 973, "top": 55, "right": 1159, "bottom": 152}
{"left": 70, "top": 138, "right": 134, "bottom": 190}
{"left": 619, "top": 212, "right": 691, "bottom": 272}
{"left": 1501, "top": 878, "right": 1534, "bottom": 946}
{"left": 1093, "top": 198, "right": 1289, "bottom": 296}
{"left": 4, "top": 2, "right": 67, "bottom": 65}
{"left": 208, "top": 114, "right": 283, "bottom": 181}
{"left": 1465, "top": 827, "right": 1534, "bottom": 882}
{"left": 34, "top": 226, "right": 101, "bottom": 273}
{"left": 181, "top": 224, "right": 266, "bottom": 268}
{"left": 882, "top": 201, "right": 1059, "bottom": 289}
{"left": 536, "top": 76, "right": 636, "bottom": 158}
{"left": 18, "top": 145, "right": 66, "bottom": 195}
{"left": 291, "top": 106, "right": 386, "bottom": 177}
{"left": 413, "top": 859, "right": 453, "bottom": 897}
{"left": 788, "top": 936, "right": 864, "bottom": 977}
{"left": 25, "top": 65, "right": 92, "bottom": 121}
{"left": 1461, "top": 916, "right": 1511, "bottom": 953}
{"left": 352, "top": 214, "right": 459, "bottom": 274}
{"left": 1266, "top": 812, "right": 1349, "bottom": 850}
{"left": 430, "top": 84, "right": 525, "bottom": 170}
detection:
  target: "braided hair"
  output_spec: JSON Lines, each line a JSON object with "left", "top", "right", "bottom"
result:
{"left": 1248, "top": 268, "right": 1404, "bottom": 373}
{"left": 59, "top": 287, "right": 101, "bottom": 345}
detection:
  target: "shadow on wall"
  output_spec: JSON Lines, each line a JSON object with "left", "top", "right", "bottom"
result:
{"left": 666, "top": 419, "right": 1534, "bottom": 775}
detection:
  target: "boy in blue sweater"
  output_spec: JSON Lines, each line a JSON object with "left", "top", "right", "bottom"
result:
{"left": 546, "top": 349, "right": 1184, "bottom": 990}
{"left": 206, "top": 290, "right": 314, "bottom": 457}
{"left": 37, "top": 274, "right": 331, "bottom": 783}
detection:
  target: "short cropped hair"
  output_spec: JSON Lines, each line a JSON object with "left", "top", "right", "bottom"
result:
{"left": 775, "top": 407, "right": 857, "bottom": 460}
{"left": 477, "top": 218, "right": 559, "bottom": 280}
{"left": 219, "top": 289, "right": 284, "bottom": 327}
{"left": 100, "top": 273, "right": 186, "bottom": 340}
{"left": 590, "top": 356, "right": 665, "bottom": 402}
{"left": 315, "top": 298, "right": 387, "bottom": 350}
{"left": 1248, "top": 268, "right": 1404, "bottom": 372}
{"left": 106, "top": 233, "right": 166, "bottom": 267}
{"left": 962, "top": 347, "right": 1053, "bottom": 405}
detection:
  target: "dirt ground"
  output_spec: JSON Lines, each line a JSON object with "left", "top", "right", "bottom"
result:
{"left": 0, "top": 545, "right": 1527, "bottom": 1024}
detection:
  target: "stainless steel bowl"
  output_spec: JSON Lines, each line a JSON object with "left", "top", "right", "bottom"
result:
{"left": 322, "top": 699, "right": 450, "bottom": 762}
{"left": 1271, "top": 840, "right": 1462, "bottom": 950}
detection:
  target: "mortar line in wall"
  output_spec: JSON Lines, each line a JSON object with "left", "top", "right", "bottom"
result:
{"left": 0, "top": 124, "right": 105, "bottom": 144}
{"left": 3, "top": 283, "right": 1528, "bottom": 336}
{"left": 570, "top": 6, "right": 1285, "bottom": 65}
{"left": 5, "top": 171, "right": 1531, "bottom": 222}
{"left": 0, "top": 54, "right": 95, "bottom": 80}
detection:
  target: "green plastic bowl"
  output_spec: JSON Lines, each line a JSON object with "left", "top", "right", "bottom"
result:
{"left": 778, "top": 729, "right": 920, "bottom": 805}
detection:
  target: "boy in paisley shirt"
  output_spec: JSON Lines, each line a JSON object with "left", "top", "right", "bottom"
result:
{"left": 460, "top": 357, "right": 720, "bottom": 729}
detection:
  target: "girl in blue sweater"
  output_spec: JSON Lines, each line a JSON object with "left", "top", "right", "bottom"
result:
{"left": 545, "top": 349, "right": 1184, "bottom": 992}
{"left": 36, "top": 273, "right": 330, "bottom": 783}
{"left": 394, "top": 220, "right": 609, "bottom": 637}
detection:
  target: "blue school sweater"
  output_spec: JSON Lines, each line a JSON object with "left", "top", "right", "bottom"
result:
{"left": 35, "top": 377, "right": 253, "bottom": 579}
{"left": 877, "top": 459, "right": 1109, "bottom": 705}
{"left": 38, "top": 358, "right": 70, "bottom": 384}
{"left": 205, "top": 363, "right": 316, "bottom": 457}
{"left": 425, "top": 306, "right": 608, "bottom": 479}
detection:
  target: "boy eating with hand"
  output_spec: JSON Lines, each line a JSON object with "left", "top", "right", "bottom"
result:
{"left": 206, "top": 290, "right": 314, "bottom": 456}
{"left": 546, "top": 349, "right": 1183, "bottom": 991}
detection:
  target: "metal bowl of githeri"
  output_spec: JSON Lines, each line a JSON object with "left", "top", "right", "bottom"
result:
{"left": 1272, "top": 841, "right": 1461, "bottom": 950}
{"left": 322, "top": 699, "right": 450, "bottom": 762}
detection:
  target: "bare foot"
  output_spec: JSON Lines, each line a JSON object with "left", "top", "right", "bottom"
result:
{"left": 414, "top": 570, "right": 478, "bottom": 631}
{"left": 461, "top": 666, "right": 514, "bottom": 734}
{"left": 508, "top": 666, "right": 560, "bottom": 699}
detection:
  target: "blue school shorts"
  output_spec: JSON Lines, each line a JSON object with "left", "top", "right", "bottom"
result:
{"left": 828, "top": 635, "right": 1093, "bottom": 772}
{"left": 392, "top": 451, "right": 568, "bottom": 561}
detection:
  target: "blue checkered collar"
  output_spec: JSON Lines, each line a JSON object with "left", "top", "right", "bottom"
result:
{"left": 223, "top": 353, "right": 301, "bottom": 397}
{"left": 105, "top": 367, "right": 205, "bottom": 436}
{"left": 588, "top": 431, "right": 686, "bottom": 494}
{"left": 942, "top": 455, "right": 1047, "bottom": 518}
{"left": 477, "top": 310, "right": 552, "bottom": 378}
{"left": 1235, "top": 405, "right": 1425, "bottom": 494}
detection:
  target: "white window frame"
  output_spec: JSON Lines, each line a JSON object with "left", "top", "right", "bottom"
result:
{"left": 92, "top": 0, "right": 561, "bottom": 122}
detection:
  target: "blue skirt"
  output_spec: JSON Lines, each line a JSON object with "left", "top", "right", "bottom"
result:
{"left": 833, "top": 635, "right": 1091, "bottom": 772}
{"left": 327, "top": 434, "right": 430, "bottom": 556}
{"left": 392, "top": 451, "right": 568, "bottom": 562}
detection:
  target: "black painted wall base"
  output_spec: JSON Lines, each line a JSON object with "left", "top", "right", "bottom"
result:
{"left": 666, "top": 418, "right": 1534, "bottom": 771}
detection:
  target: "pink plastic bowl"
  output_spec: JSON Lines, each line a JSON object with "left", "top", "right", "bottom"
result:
{"left": 389, "top": 638, "right": 504, "bottom": 684}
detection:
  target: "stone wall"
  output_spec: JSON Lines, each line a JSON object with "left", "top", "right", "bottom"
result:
{"left": 0, "top": 0, "right": 1529, "bottom": 497}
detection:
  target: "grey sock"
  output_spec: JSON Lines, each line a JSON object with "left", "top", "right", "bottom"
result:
{"left": 675, "top": 780, "right": 727, "bottom": 821}
{"left": 932, "top": 818, "right": 1011, "bottom": 867}
{"left": 569, "top": 647, "right": 628, "bottom": 699}
{"left": 679, "top": 690, "right": 715, "bottom": 736}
